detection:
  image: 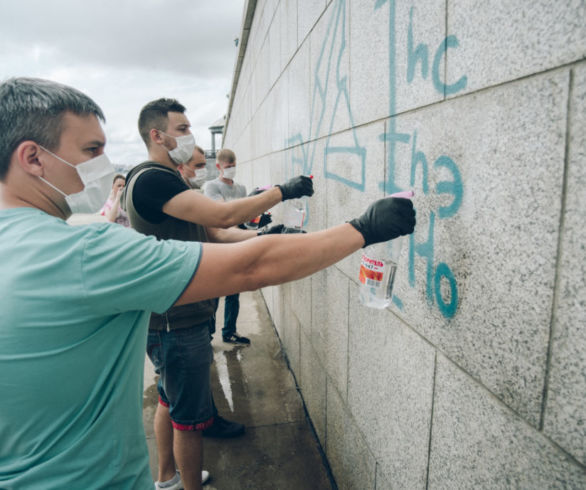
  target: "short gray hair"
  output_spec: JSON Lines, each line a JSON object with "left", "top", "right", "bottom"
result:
{"left": 0, "top": 77, "right": 105, "bottom": 181}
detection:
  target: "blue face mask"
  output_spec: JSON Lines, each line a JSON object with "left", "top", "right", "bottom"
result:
{"left": 38, "top": 147, "right": 115, "bottom": 214}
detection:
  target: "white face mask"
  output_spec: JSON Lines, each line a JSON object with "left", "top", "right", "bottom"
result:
{"left": 222, "top": 166, "right": 236, "bottom": 181}
{"left": 162, "top": 132, "right": 195, "bottom": 165}
{"left": 38, "top": 147, "right": 115, "bottom": 214}
{"left": 188, "top": 167, "right": 207, "bottom": 186}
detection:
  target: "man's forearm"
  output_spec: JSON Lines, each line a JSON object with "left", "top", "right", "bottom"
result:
{"left": 248, "top": 224, "right": 364, "bottom": 286}
{"left": 163, "top": 187, "right": 284, "bottom": 228}
{"left": 205, "top": 226, "right": 258, "bottom": 243}
{"left": 174, "top": 223, "right": 365, "bottom": 306}
{"left": 222, "top": 187, "right": 283, "bottom": 227}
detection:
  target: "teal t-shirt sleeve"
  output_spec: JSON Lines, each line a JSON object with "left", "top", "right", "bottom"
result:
{"left": 80, "top": 223, "right": 201, "bottom": 314}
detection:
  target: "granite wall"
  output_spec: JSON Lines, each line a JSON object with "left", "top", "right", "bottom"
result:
{"left": 222, "top": 0, "right": 586, "bottom": 487}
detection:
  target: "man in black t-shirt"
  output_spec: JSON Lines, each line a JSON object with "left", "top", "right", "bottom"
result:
{"left": 125, "top": 98, "right": 314, "bottom": 490}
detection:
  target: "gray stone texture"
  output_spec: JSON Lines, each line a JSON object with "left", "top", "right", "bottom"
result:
{"left": 268, "top": 5, "right": 282, "bottom": 89}
{"left": 222, "top": 0, "right": 586, "bottom": 486}
{"left": 310, "top": 269, "right": 329, "bottom": 356}
{"left": 327, "top": 381, "right": 377, "bottom": 490}
{"left": 268, "top": 74, "right": 289, "bottom": 153}
{"left": 349, "top": 0, "right": 444, "bottom": 127}
{"left": 299, "top": 328, "right": 327, "bottom": 443}
{"left": 318, "top": 267, "right": 349, "bottom": 400}
{"left": 298, "top": 0, "right": 326, "bottom": 46}
{"left": 290, "top": 275, "right": 312, "bottom": 331}
{"left": 347, "top": 285, "right": 435, "bottom": 490}
{"left": 309, "top": 0, "right": 353, "bottom": 140}
{"left": 394, "top": 70, "right": 569, "bottom": 426}
{"left": 543, "top": 63, "right": 586, "bottom": 465}
{"left": 282, "top": 0, "right": 298, "bottom": 67}
{"left": 429, "top": 355, "right": 586, "bottom": 489}
{"left": 448, "top": 0, "right": 586, "bottom": 96}
{"left": 322, "top": 121, "right": 385, "bottom": 281}
{"left": 281, "top": 299, "right": 301, "bottom": 376}
{"left": 287, "top": 40, "right": 311, "bottom": 146}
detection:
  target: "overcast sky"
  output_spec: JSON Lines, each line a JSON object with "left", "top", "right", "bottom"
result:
{"left": 0, "top": 0, "right": 245, "bottom": 168}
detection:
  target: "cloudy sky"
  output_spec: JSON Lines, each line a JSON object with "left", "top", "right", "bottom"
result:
{"left": 0, "top": 0, "right": 245, "bottom": 169}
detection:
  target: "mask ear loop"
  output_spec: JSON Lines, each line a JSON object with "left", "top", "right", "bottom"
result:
{"left": 38, "top": 145, "right": 76, "bottom": 169}
{"left": 38, "top": 176, "right": 68, "bottom": 197}
{"left": 36, "top": 146, "right": 73, "bottom": 197}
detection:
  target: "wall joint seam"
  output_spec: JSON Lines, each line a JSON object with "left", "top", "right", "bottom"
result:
{"left": 425, "top": 351, "right": 438, "bottom": 490}
{"left": 539, "top": 68, "right": 575, "bottom": 432}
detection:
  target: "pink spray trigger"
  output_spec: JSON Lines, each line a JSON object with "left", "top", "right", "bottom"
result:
{"left": 390, "top": 190, "right": 414, "bottom": 199}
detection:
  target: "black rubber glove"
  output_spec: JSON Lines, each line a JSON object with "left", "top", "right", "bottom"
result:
{"left": 281, "top": 227, "right": 306, "bottom": 234}
{"left": 276, "top": 176, "right": 314, "bottom": 201}
{"left": 257, "top": 213, "right": 272, "bottom": 228}
{"left": 349, "top": 197, "right": 416, "bottom": 247}
{"left": 248, "top": 187, "right": 265, "bottom": 196}
{"left": 257, "top": 224, "right": 285, "bottom": 235}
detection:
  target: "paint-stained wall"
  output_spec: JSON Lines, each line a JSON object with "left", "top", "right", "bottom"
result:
{"left": 223, "top": 0, "right": 586, "bottom": 487}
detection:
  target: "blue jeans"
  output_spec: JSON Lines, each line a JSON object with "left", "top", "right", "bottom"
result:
{"left": 147, "top": 320, "right": 216, "bottom": 430}
{"left": 222, "top": 293, "right": 240, "bottom": 338}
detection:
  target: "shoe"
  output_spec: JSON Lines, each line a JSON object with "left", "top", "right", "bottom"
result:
{"left": 202, "top": 471, "right": 210, "bottom": 485}
{"left": 202, "top": 415, "right": 245, "bottom": 438}
{"left": 222, "top": 333, "right": 250, "bottom": 344}
{"left": 154, "top": 470, "right": 210, "bottom": 489}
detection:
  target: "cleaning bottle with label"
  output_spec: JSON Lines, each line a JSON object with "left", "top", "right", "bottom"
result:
{"left": 358, "top": 190, "right": 414, "bottom": 309}
{"left": 283, "top": 175, "right": 313, "bottom": 230}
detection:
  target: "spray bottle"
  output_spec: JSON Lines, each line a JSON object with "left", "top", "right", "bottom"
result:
{"left": 283, "top": 175, "right": 313, "bottom": 230}
{"left": 358, "top": 190, "right": 414, "bottom": 309}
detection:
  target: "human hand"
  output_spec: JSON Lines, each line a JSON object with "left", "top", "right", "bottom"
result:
{"left": 276, "top": 175, "right": 314, "bottom": 201}
{"left": 248, "top": 186, "right": 268, "bottom": 196}
{"left": 280, "top": 227, "right": 306, "bottom": 234}
{"left": 257, "top": 213, "right": 272, "bottom": 228}
{"left": 114, "top": 186, "right": 124, "bottom": 201}
{"left": 348, "top": 197, "right": 416, "bottom": 247}
{"left": 257, "top": 224, "right": 285, "bottom": 235}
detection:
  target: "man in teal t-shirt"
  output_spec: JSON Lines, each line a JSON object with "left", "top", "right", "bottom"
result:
{"left": 0, "top": 77, "right": 414, "bottom": 490}
{"left": 0, "top": 209, "right": 200, "bottom": 489}
{"left": 0, "top": 78, "right": 202, "bottom": 489}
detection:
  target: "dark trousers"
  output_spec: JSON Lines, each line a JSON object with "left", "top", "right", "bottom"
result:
{"left": 222, "top": 293, "right": 240, "bottom": 338}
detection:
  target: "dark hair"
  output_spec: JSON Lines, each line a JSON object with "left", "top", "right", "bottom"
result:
{"left": 137, "top": 98, "right": 186, "bottom": 148}
{"left": 112, "top": 173, "right": 126, "bottom": 185}
{"left": 0, "top": 77, "right": 105, "bottom": 181}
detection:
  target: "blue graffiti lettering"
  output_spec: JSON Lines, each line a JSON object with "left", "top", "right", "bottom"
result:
{"left": 285, "top": 0, "right": 466, "bottom": 319}
{"left": 432, "top": 35, "right": 468, "bottom": 95}
{"left": 434, "top": 262, "right": 458, "bottom": 318}
{"left": 434, "top": 155, "right": 463, "bottom": 218}
{"left": 407, "top": 7, "right": 429, "bottom": 83}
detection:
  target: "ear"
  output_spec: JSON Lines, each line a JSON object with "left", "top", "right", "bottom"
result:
{"left": 150, "top": 128, "right": 164, "bottom": 145}
{"left": 15, "top": 141, "right": 44, "bottom": 176}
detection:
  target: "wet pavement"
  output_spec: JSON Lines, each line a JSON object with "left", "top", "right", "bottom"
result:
{"left": 142, "top": 290, "right": 336, "bottom": 490}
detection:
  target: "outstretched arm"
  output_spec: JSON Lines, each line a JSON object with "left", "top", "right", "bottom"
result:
{"left": 174, "top": 223, "right": 364, "bottom": 305}
{"left": 162, "top": 175, "right": 313, "bottom": 229}
{"left": 174, "top": 196, "right": 416, "bottom": 305}
{"left": 205, "top": 225, "right": 258, "bottom": 243}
